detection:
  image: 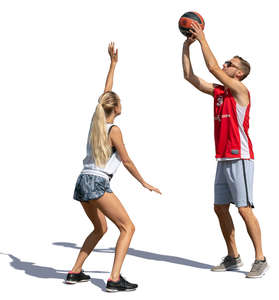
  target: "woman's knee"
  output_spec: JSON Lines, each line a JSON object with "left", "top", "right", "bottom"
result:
{"left": 94, "top": 224, "right": 108, "bottom": 236}
{"left": 118, "top": 222, "right": 135, "bottom": 235}
{"left": 130, "top": 223, "right": 135, "bottom": 234}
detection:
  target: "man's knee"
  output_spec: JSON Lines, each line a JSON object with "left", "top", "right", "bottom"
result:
{"left": 238, "top": 206, "right": 252, "bottom": 218}
{"left": 214, "top": 204, "right": 230, "bottom": 216}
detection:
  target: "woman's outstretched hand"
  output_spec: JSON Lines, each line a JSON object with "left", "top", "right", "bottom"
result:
{"left": 142, "top": 182, "right": 162, "bottom": 194}
{"left": 108, "top": 42, "right": 118, "bottom": 64}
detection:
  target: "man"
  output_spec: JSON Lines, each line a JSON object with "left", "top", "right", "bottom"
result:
{"left": 182, "top": 22, "right": 268, "bottom": 278}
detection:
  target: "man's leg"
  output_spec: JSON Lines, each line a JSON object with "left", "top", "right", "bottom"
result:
{"left": 213, "top": 161, "right": 243, "bottom": 271}
{"left": 214, "top": 204, "right": 239, "bottom": 258}
{"left": 212, "top": 203, "right": 243, "bottom": 271}
{"left": 214, "top": 161, "right": 239, "bottom": 258}
{"left": 227, "top": 160, "right": 268, "bottom": 277}
{"left": 238, "top": 206, "right": 264, "bottom": 260}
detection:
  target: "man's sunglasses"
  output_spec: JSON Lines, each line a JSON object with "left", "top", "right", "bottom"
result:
{"left": 224, "top": 61, "right": 239, "bottom": 69}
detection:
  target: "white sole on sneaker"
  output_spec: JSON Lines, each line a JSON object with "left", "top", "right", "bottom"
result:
{"left": 211, "top": 262, "right": 244, "bottom": 272}
{"left": 64, "top": 281, "right": 77, "bottom": 284}
{"left": 106, "top": 288, "right": 137, "bottom": 292}
{"left": 64, "top": 279, "right": 90, "bottom": 284}
{"left": 246, "top": 265, "right": 269, "bottom": 278}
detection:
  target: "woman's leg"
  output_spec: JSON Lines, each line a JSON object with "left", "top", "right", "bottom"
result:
{"left": 95, "top": 192, "right": 135, "bottom": 281}
{"left": 71, "top": 200, "right": 108, "bottom": 273}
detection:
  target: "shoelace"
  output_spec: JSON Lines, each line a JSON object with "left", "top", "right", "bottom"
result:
{"left": 120, "top": 275, "right": 133, "bottom": 287}
{"left": 220, "top": 256, "right": 232, "bottom": 265}
{"left": 120, "top": 275, "right": 127, "bottom": 280}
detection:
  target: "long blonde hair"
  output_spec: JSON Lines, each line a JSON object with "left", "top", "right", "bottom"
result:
{"left": 91, "top": 91, "right": 120, "bottom": 167}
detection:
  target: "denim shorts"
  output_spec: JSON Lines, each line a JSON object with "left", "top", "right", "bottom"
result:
{"left": 73, "top": 174, "right": 113, "bottom": 202}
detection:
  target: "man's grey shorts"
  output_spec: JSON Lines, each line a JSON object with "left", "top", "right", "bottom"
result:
{"left": 214, "top": 159, "right": 254, "bottom": 208}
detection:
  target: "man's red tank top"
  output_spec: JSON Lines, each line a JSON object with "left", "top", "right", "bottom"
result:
{"left": 213, "top": 85, "right": 254, "bottom": 159}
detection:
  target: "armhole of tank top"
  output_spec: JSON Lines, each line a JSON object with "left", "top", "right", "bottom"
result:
{"left": 213, "top": 84, "right": 222, "bottom": 97}
{"left": 108, "top": 125, "right": 117, "bottom": 154}
{"left": 108, "top": 125, "right": 116, "bottom": 136}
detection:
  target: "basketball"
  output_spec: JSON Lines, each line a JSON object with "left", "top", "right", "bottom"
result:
{"left": 178, "top": 11, "right": 205, "bottom": 37}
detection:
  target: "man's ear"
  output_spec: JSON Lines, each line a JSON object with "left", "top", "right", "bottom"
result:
{"left": 237, "top": 70, "right": 244, "bottom": 80}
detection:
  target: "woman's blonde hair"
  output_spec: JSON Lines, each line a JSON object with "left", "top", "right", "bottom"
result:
{"left": 90, "top": 91, "right": 120, "bottom": 167}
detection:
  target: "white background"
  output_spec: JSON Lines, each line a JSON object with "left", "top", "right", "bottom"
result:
{"left": 0, "top": 0, "right": 278, "bottom": 299}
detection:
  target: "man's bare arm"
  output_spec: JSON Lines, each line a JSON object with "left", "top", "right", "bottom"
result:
{"left": 190, "top": 22, "right": 249, "bottom": 106}
{"left": 182, "top": 38, "right": 216, "bottom": 96}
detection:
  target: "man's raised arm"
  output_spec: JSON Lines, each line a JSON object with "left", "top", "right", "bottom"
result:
{"left": 182, "top": 38, "right": 215, "bottom": 96}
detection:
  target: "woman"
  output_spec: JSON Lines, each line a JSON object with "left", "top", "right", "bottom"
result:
{"left": 65, "top": 42, "right": 161, "bottom": 292}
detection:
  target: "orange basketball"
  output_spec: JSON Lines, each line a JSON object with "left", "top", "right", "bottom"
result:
{"left": 178, "top": 11, "right": 205, "bottom": 37}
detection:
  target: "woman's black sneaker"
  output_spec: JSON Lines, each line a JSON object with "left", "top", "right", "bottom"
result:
{"left": 65, "top": 270, "right": 91, "bottom": 284}
{"left": 106, "top": 275, "right": 138, "bottom": 292}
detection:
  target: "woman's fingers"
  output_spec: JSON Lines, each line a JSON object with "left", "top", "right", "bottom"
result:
{"left": 108, "top": 42, "right": 118, "bottom": 61}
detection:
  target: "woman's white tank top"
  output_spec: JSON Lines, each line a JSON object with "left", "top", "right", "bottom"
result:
{"left": 81, "top": 123, "right": 121, "bottom": 180}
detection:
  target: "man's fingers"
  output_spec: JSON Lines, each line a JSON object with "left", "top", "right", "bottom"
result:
{"left": 189, "top": 29, "right": 196, "bottom": 36}
{"left": 191, "top": 21, "right": 201, "bottom": 31}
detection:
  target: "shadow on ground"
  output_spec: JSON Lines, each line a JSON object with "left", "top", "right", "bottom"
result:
{"left": 53, "top": 242, "right": 213, "bottom": 269}
{"left": 0, "top": 252, "right": 108, "bottom": 290}
{"left": 53, "top": 242, "right": 247, "bottom": 275}
{"left": 0, "top": 242, "right": 247, "bottom": 291}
